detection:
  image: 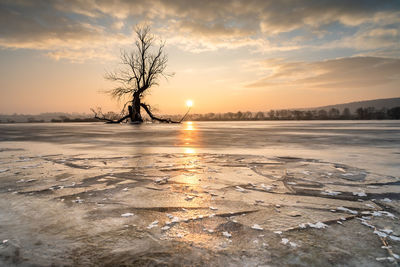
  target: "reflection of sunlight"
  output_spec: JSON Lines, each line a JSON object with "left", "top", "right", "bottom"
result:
{"left": 184, "top": 121, "right": 194, "bottom": 131}
{"left": 184, "top": 148, "right": 196, "bottom": 154}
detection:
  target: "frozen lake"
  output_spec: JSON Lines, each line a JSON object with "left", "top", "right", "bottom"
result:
{"left": 1, "top": 120, "right": 399, "bottom": 175}
{"left": 0, "top": 121, "right": 399, "bottom": 266}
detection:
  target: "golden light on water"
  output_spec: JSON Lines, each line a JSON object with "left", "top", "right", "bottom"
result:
{"left": 186, "top": 100, "right": 193, "bottom": 108}
{"left": 184, "top": 148, "right": 196, "bottom": 154}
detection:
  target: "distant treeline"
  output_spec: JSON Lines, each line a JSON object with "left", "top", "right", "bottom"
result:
{"left": 0, "top": 115, "right": 98, "bottom": 123}
{"left": 181, "top": 106, "right": 400, "bottom": 121}
{"left": 1, "top": 106, "right": 400, "bottom": 123}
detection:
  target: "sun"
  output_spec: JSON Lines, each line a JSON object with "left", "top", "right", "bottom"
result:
{"left": 186, "top": 100, "right": 193, "bottom": 108}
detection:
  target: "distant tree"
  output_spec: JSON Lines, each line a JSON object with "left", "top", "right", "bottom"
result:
{"left": 268, "top": 110, "right": 275, "bottom": 120}
{"left": 342, "top": 108, "right": 351, "bottom": 119}
{"left": 92, "top": 25, "right": 176, "bottom": 124}
{"left": 318, "top": 109, "right": 328, "bottom": 119}
{"left": 243, "top": 111, "right": 253, "bottom": 120}
{"left": 328, "top": 108, "right": 340, "bottom": 119}
{"left": 292, "top": 110, "right": 304, "bottom": 120}
{"left": 235, "top": 111, "right": 243, "bottom": 120}
{"left": 255, "top": 111, "right": 265, "bottom": 120}
{"left": 304, "top": 111, "right": 313, "bottom": 120}
{"left": 388, "top": 107, "right": 400, "bottom": 119}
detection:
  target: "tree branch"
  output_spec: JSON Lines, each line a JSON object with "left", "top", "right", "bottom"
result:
{"left": 140, "top": 103, "right": 179, "bottom": 123}
{"left": 91, "top": 108, "right": 130, "bottom": 124}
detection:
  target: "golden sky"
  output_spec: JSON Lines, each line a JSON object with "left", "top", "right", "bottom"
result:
{"left": 0, "top": 0, "right": 399, "bottom": 114}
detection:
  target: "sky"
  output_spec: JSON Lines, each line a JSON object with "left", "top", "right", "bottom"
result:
{"left": 0, "top": 0, "right": 399, "bottom": 115}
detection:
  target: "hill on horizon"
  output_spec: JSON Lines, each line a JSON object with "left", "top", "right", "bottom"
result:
{"left": 308, "top": 97, "right": 400, "bottom": 113}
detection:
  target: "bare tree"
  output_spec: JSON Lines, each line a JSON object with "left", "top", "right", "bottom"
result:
{"left": 93, "top": 25, "right": 178, "bottom": 124}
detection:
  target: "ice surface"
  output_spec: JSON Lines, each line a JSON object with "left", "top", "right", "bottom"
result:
{"left": 121, "top": 213, "right": 134, "bottom": 217}
{"left": 1, "top": 121, "right": 400, "bottom": 266}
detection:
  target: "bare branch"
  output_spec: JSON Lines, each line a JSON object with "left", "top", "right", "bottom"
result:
{"left": 141, "top": 103, "right": 179, "bottom": 123}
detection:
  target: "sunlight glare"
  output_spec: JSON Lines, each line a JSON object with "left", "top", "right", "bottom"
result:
{"left": 186, "top": 100, "right": 193, "bottom": 107}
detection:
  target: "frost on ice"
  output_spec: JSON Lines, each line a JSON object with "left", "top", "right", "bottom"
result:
{"left": 147, "top": 220, "right": 159, "bottom": 229}
{"left": 337, "top": 206, "right": 358, "bottom": 215}
{"left": 222, "top": 232, "right": 232, "bottom": 238}
{"left": 251, "top": 224, "right": 263, "bottom": 231}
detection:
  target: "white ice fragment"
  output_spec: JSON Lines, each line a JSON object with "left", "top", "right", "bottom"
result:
{"left": 209, "top": 214, "right": 216, "bottom": 218}
{"left": 299, "top": 223, "right": 306, "bottom": 229}
{"left": 371, "top": 211, "right": 397, "bottom": 219}
{"left": 21, "top": 163, "right": 41, "bottom": 169}
{"left": 26, "top": 179, "right": 36, "bottom": 183}
{"left": 222, "top": 231, "right": 232, "bottom": 238}
{"left": 210, "top": 206, "right": 218, "bottom": 210}
{"left": 337, "top": 221, "right": 343, "bottom": 225}
{"left": 274, "top": 231, "right": 282, "bottom": 235}
{"left": 308, "top": 222, "right": 328, "bottom": 229}
{"left": 260, "top": 184, "right": 272, "bottom": 191}
{"left": 185, "top": 195, "right": 194, "bottom": 201}
{"left": 235, "top": 186, "right": 246, "bottom": 192}
{"left": 147, "top": 220, "right": 159, "bottom": 229}
{"left": 364, "top": 204, "right": 374, "bottom": 209}
{"left": 373, "top": 230, "right": 388, "bottom": 238}
{"left": 287, "top": 182, "right": 297, "bottom": 185}
{"left": 166, "top": 214, "right": 174, "bottom": 219}
{"left": 253, "top": 240, "right": 259, "bottom": 244}
{"left": 380, "top": 229, "right": 393, "bottom": 235}
{"left": 336, "top": 167, "right": 346, "bottom": 172}
{"left": 161, "top": 226, "right": 170, "bottom": 231}
{"left": 207, "top": 229, "right": 214, "bottom": 233}
{"left": 121, "top": 213, "right": 134, "bottom": 217}
{"left": 155, "top": 177, "right": 169, "bottom": 184}
{"left": 281, "top": 238, "right": 289, "bottom": 245}
{"left": 337, "top": 206, "right": 358, "bottom": 215}
{"left": 389, "top": 235, "right": 400, "bottom": 241}
{"left": 2, "top": 240, "right": 8, "bottom": 244}
{"left": 176, "top": 233, "right": 183, "bottom": 238}
{"left": 122, "top": 188, "right": 128, "bottom": 191}
{"left": 289, "top": 242, "right": 297, "bottom": 248}
{"left": 383, "top": 198, "right": 392, "bottom": 203}
{"left": 376, "top": 257, "right": 396, "bottom": 262}
{"left": 302, "top": 171, "right": 311, "bottom": 175}
{"left": 171, "top": 216, "right": 180, "bottom": 223}
{"left": 16, "top": 179, "right": 25, "bottom": 183}
{"left": 360, "top": 220, "right": 374, "bottom": 229}
{"left": 251, "top": 224, "right": 263, "bottom": 231}
{"left": 73, "top": 197, "right": 83, "bottom": 203}
{"left": 321, "top": 190, "right": 341, "bottom": 196}
{"left": 353, "top": 192, "right": 367, "bottom": 197}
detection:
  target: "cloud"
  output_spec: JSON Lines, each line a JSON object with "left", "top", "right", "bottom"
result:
{"left": 246, "top": 57, "right": 400, "bottom": 92}
{"left": 0, "top": 0, "right": 399, "bottom": 59}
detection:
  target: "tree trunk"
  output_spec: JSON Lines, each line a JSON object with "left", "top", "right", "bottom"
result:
{"left": 130, "top": 93, "right": 143, "bottom": 123}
